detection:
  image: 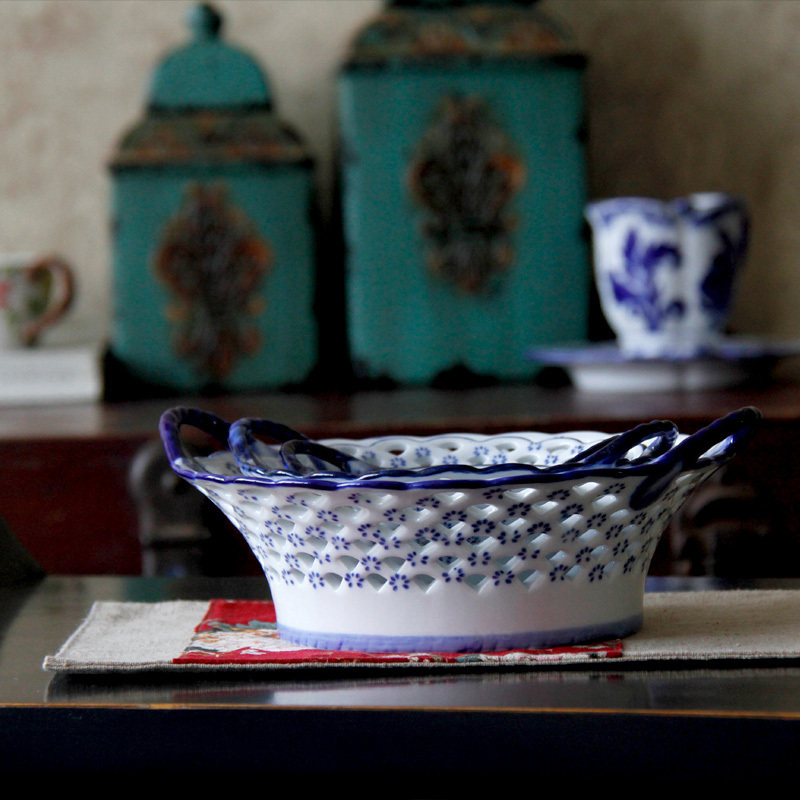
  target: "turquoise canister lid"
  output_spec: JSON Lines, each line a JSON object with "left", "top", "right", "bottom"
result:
{"left": 149, "top": 2, "right": 271, "bottom": 110}
{"left": 344, "top": 0, "right": 584, "bottom": 69}
{"left": 111, "top": 3, "right": 309, "bottom": 169}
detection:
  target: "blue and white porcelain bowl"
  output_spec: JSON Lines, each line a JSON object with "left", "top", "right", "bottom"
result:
{"left": 585, "top": 193, "right": 749, "bottom": 358}
{"left": 160, "top": 406, "right": 760, "bottom": 653}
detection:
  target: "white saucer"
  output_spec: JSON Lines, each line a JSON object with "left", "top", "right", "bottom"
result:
{"left": 527, "top": 337, "right": 800, "bottom": 392}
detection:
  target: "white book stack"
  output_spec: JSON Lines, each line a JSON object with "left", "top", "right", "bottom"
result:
{"left": 0, "top": 345, "right": 103, "bottom": 406}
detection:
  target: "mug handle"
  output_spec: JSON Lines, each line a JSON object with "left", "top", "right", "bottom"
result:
{"left": 21, "top": 255, "right": 75, "bottom": 346}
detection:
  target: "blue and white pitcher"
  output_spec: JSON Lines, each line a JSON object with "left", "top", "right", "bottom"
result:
{"left": 585, "top": 193, "right": 749, "bottom": 358}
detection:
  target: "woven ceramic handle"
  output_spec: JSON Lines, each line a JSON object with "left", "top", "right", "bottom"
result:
{"left": 566, "top": 420, "right": 678, "bottom": 468}
{"left": 279, "top": 438, "right": 375, "bottom": 477}
{"left": 159, "top": 407, "right": 233, "bottom": 474}
{"left": 229, "top": 418, "right": 375, "bottom": 477}
{"left": 227, "top": 417, "right": 310, "bottom": 476}
{"left": 630, "top": 406, "right": 761, "bottom": 509}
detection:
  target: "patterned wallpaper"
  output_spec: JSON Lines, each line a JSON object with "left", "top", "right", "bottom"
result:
{"left": 0, "top": 0, "right": 796, "bottom": 350}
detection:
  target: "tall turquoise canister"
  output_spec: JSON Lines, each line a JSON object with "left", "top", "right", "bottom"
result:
{"left": 109, "top": 4, "right": 316, "bottom": 394}
{"left": 339, "top": 0, "right": 588, "bottom": 384}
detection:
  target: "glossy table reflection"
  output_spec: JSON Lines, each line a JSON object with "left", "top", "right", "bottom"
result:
{"left": 2, "top": 575, "right": 800, "bottom": 786}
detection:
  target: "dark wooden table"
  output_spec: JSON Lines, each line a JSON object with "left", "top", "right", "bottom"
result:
{"left": 2, "top": 575, "right": 800, "bottom": 787}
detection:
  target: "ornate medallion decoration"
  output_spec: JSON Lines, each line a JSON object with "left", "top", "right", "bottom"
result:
{"left": 155, "top": 183, "right": 271, "bottom": 382}
{"left": 408, "top": 94, "right": 525, "bottom": 294}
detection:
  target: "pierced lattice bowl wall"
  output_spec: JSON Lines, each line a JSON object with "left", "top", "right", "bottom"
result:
{"left": 160, "top": 406, "right": 760, "bottom": 653}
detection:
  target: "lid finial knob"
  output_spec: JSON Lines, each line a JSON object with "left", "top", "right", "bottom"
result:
{"left": 188, "top": 3, "right": 223, "bottom": 40}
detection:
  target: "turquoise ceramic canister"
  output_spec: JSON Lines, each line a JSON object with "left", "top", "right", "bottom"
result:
{"left": 109, "top": 4, "right": 317, "bottom": 394}
{"left": 339, "top": 0, "right": 589, "bottom": 385}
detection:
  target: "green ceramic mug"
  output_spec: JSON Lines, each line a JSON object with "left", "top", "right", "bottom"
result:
{"left": 0, "top": 254, "right": 74, "bottom": 347}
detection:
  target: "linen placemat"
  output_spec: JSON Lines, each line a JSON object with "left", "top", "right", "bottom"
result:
{"left": 43, "top": 589, "right": 800, "bottom": 673}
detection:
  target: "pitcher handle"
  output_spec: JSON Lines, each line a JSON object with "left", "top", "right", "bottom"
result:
{"left": 630, "top": 406, "right": 761, "bottom": 509}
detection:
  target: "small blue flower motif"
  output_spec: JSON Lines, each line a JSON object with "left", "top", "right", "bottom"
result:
{"left": 283, "top": 553, "right": 301, "bottom": 569}
{"left": 575, "top": 546, "right": 593, "bottom": 563}
{"left": 549, "top": 564, "right": 570, "bottom": 582}
{"left": 544, "top": 453, "right": 560, "bottom": 466}
{"left": 370, "top": 532, "right": 392, "bottom": 550}
{"left": 473, "top": 445, "right": 490, "bottom": 458}
{"left": 307, "top": 571, "right": 325, "bottom": 589}
{"left": 424, "top": 496, "right": 442, "bottom": 509}
{"left": 589, "top": 564, "right": 605, "bottom": 582}
{"left": 383, "top": 508, "right": 406, "bottom": 523}
{"left": 361, "top": 450, "right": 377, "bottom": 462}
{"left": 482, "top": 488, "right": 507, "bottom": 501}
{"left": 623, "top": 555, "right": 637, "bottom": 574}
{"left": 406, "top": 551, "right": 429, "bottom": 567}
{"left": 548, "top": 489, "right": 570, "bottom": 502}
{"left": 631, "top": 512, "right": 648, "bottom": 527}
{"left": 492, "top": 569, "right": 515, "bottom": 586}
{"left": 357, "top": 523, "right": 373, "bottom": 538}
{"left": 585, "top": 513, "right": 608, "bottom": 530}
{"left": 389, "top": 574, "right": 411, "bottom": 591}
{"left": 415, "top": 446, "right": 431, "bottom": 459}
{"left": 286, "top": 494, "right": 306, "bottom": 507}
{"left": 305, "top": 524, "right": 326, "bottom": 540}
{"left": 507, "top": 503, "right": 532, "bottom": 518}
{"left": 468, "top": 551, "right": 492, "bottom": 567}
{"left": 262, "top": 534, "right": 276, "bottom": 549}
{"left": 560, "top": 502, "right": 584, "bottom": 521}
{"left": 472, "top": 519, "right": 496, "bottom": 535}
{"left": 347, "top": 492, "right": 362, "bottom": 504}
{"left": 443, "top": 567, "right": 465, "bottom": 583}
{"left": 344, "top": 572, "right": 364, "bottom": 588}
{"left": 280, "top": 569, "right": 296, "bottom": 585}
{"left": 286, "top": 531, "right": 306, "bottom": 548}
{"left": 452, "top": 529, "right": 470, "bottom": 546}
{"left": 442, "top": 454, "right": 459, "bottom": 465}
{"left": 491, "top": 454, "right": 508, "bottom": 464}
{"left": 607, "top": 482, "right": 627, "bottom": 496}
{"left": 360, "top": 555, "right": 381, "bottom": 572}
{"left": 605, "top": 524, "right": 624, "bottom": 541}
{"left": 560, "top": 527, "right": 583, "bottom": 544}
{"left": 414, "top": 526, "right": 433, "bottom": 542}
{"left": 264, "top": 519, "right": 278, "bottom": 534}
{"left": 330, "top": 535, "right": 350, "bottom": 551}
{"left": 443, "top": 510, "right": 467, "bottom": 525}
{"left": 313, "top": 550, "right": 332, "bottom": 564}
{"left": 527, "top": 521, "right": 552, "bottom": 537}
{"left": 317, "top": 509, "right": 339, "bottom": 524}
{"left": 389, "top": 456, "right": 407, "bottom": 468}
{"left": 430, "top": 530, "right": 451, "bottom": 547}
{"left": 270, "top": 505, "right": 283, "bottom": 519}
